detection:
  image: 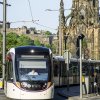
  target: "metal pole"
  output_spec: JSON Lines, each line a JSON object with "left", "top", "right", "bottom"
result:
{"left": 59, "top": 26, "right": 62, "bottom": 56}
{"left": 58, "top": 59, "right": 60, "bottom": 86}
{"left": 67, "top": 50, "right": 69, "bottom": 91}
{"left": 64, "top": 36, "right": 66, "bottom": 50}
{"left": 80, "top": 38, "right": 82, "bottom": 98}
{"left": 2, "top": 0, "right": 6, "bottom": 81}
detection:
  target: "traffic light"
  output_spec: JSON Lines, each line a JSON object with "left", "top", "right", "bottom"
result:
{"left": 76, "top": 48, "right": 80, "bottom": 57}
{"left": 76, "top": 34, "right": 85, "bottom": 57}
{"left": 76, "top": 34, "right": 85, "bottom": 47}
{"left": 76, "top": 38, "right": 80, "bottom": 47}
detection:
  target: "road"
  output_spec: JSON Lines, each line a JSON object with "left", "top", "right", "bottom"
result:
{"left": 3, "top": 86, "right": 100, "bottom": 100}
{"left": 0, "top": 86, "right": 79, "bottom": 100}
{"left": 53, "top": 87, "right": 68, "bottom": 100}
{"left": 0, "top": 88, "right": 67, "bottom": 100}
{"left": 53, "top": 86, "right": 80, "bottom": 100}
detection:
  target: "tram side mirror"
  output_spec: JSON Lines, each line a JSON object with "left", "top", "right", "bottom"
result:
{"left": 6, "top": 54, "right": 12, "bottom": 61}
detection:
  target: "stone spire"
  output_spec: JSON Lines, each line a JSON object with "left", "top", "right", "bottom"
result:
{"left": 59, "top": 0, "right": 65, "bottom": 27}
{"left": 58, "top": 0, "right": 65, "bottom": 56}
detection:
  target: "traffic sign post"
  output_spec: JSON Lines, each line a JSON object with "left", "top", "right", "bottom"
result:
{"left": 80, "top": 38, "right": 83, "bottom": 99}
{"left": 64, "top": 50, "right": 69, "bottom": 91}
{"left": 76, "top": 34, "right": 85, "bottom": 99}
{"left": 78, "top": 34, "right": 85, "bottom": 99}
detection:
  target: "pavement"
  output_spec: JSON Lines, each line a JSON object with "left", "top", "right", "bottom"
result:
{"left": 0, "top": 86, "right": 100, "bottom": 100}
{"left": 56, "top": 85, "right": 100, "bottom": 100}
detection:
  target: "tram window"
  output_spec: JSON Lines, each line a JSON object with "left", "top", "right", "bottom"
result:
{"left": 54, "top": 65, "right": 58, "bottom": 76}
{"left": 73, "top": 67, "right": 78, "bottom": 75}
{"left": 7, "top": 61, "right": 13, "bottom": 81}
{"left": 61, "top": 63, "right": 66, "bottom": 77}
{"left": 69, "top": 64, "right": 73, "bottom": 76}
{"left": 5, "top": 63, "right": 8, "bottom": 80}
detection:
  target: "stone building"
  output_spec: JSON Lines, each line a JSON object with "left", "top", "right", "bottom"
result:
{"left": 0, "top": 24, "right": 57, "bottom": 54}
{"left": 59, "top": 0, "right": 100, "bottom": 59}
{"left": 58, "top": 0, "right": 66, "bottom": 56}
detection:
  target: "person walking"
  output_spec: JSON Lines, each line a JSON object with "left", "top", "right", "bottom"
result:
{"left": 94, "top": 72, "right": 98, "bottom": 95}
{"left": 97, "top": 72, "right": 100, "bottom": 95}
{"left": 82, "top": 74, "right": 87, "bottom": 94}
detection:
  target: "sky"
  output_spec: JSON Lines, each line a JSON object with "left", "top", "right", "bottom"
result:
{"left": 0, "top": 0, "right": 72, "bottom": 33}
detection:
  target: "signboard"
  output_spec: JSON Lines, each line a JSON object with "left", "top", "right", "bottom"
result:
{"left": 63, "top": 50, "right": 70, "bottom": 70}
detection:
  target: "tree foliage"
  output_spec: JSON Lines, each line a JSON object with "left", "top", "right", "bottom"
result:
{"left": 6, "top": 32, "right": 34, "bottom": 51}
{"left": 34, "top": 39, "right": 41, "bottom": 46}
{"left": 0, "top": 31, "right": 55, "bottom": 76}
{"left": 0, "top": 32, "right": 34, "bottom": 75}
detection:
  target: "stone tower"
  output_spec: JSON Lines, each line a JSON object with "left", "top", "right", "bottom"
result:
{"left": 58, "top": 0, "right": 65, "bottom": 56}
{"left": 65, "top": 0, "right": 100, "bottom": 59}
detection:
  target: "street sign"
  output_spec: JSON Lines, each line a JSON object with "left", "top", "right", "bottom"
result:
{"left": 63, "top": 50, "right": 70, "bottom": 70}
{"left": 64, "top": 51, "right": 67, "bottom": 63}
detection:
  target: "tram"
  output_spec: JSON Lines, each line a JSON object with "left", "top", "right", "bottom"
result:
{"left": 4, "top": 46, "right": 54, "bottom": 100}
{"left": 53, "top": 56, "right": 100, "bottom": 86}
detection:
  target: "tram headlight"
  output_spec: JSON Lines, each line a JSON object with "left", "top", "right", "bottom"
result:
{"left": 15, "top": 82, "right": 21, "bottom": 88}
{"left": 47, "top": 82, "right": 52, "bottom": 88}
{"left": 21, "top": 82, "right": 28, "bottom": 88}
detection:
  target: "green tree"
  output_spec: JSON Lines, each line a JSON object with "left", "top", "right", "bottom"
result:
{"left": 17, "top": 34, "right": 34, "bottom": 46}
{"left": 82, "top": 39, "right": 87, "bottom": 48}
{"left": 45, "top": 31, "right": 52, "bottom": 37}
{"left": 0, "top": 33, "right": 2, "bottom": 75}
{"left": 6, "top": 32, "right": 19, "bottom": 50}
{"left": 34, "top": 39, "right": 41, "bottom": 46}
{"left": 45, "top": 31, "right": 51, "bottom": 35}
{"left": 0, "top": 32, "right": 35, "bottom": 76}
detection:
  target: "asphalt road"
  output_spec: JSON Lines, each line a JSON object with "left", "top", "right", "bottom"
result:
{"left": 0, "top": 86, "right": 78, "bottom": 100}
{"left": 53, "top": 87, "right": 68, "bottom": 100}
{"left": 0, "top": 88, "right": 68, "bottom": 100}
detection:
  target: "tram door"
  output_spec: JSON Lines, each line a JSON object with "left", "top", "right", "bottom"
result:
{"left": 60, "top": 62, "right": 67, "bottom": 86}
{"left": 53, "top": 60, "right": 63, "bottom": 86}
{"left": 53, "top": 61, "right": 60, "bottom": 86}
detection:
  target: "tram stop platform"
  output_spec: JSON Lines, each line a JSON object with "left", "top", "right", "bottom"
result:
{"left": 0, "top": 89, "right": 7, "bottom": 100}
{"left": 57, "top": 85, "right": 100, "bottom": 100}
{"left": 68, "top": 94, "right": 100, "bottom": 100}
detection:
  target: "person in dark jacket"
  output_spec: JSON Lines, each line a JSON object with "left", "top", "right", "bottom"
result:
{"left": 94, "top": 72, "right": 98, "bottom": 95}
{"left": 97, "top": 73, "right": 100, "bottom": 95}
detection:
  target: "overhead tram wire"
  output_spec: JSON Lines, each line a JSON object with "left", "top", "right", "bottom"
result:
{"left": 27, "top": 0, "right": 34, "bottom": 21}
{"left": 26, "top": 0, "right": 57, "bottom": 31}
{"left": 10, "top": 20, "right": 57, "bottom": 31}
{"left": 33, "top": 22, "right": 57, "bottom": 30}
{"left": 10, "top": 0, "right": 57, "bottom": 31}
{"left": 10, "top": 20, "right": 39, "bottom": 23}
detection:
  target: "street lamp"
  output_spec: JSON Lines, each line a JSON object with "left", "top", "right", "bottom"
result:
{"left": 0, "top": 1, "right": 11, "bottom": 83}
{"left": 2, "top": 0, "right": 7, "bottom": 84}
{"left": 2, "top": 0, "right": 11, "bottom": 87}
{"left": 45, "top": 8, "right": 75, "bottom": 11}
{"left": 77, "top": 34, "right": 85, "bottom": 98}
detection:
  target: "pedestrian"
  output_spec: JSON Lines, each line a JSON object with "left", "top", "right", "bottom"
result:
{"left": 97, "top": 73, "right": 100, "bottom": 95}
{"left": 90, "top": 67, "right": 94, "bottom": 93}
{"left": 90, "top": 74, "right": 94, "bottom": 93}
{"left": 94, "top": 72, "right": 98, "bottom": 95}
{"left": 82, "top": 74, "right": 87, "bottom": 94}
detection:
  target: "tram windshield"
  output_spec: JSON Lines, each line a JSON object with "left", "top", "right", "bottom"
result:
{"left": 16, "top": 55, "right": 49, "bottom": 82}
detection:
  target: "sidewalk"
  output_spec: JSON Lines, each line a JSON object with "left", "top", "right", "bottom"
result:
{"left": 57, "top": 85, "right": 100, "bottom": 100}
{"left": 69, "top": 95, "right": 100, "bottom": 100}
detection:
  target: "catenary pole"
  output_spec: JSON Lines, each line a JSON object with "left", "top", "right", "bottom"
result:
{"left": 2, "top": 0, "right": 6, "bottom": 82}
{"left": 80, "top": 37, "right": 82, "bottom": 98}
